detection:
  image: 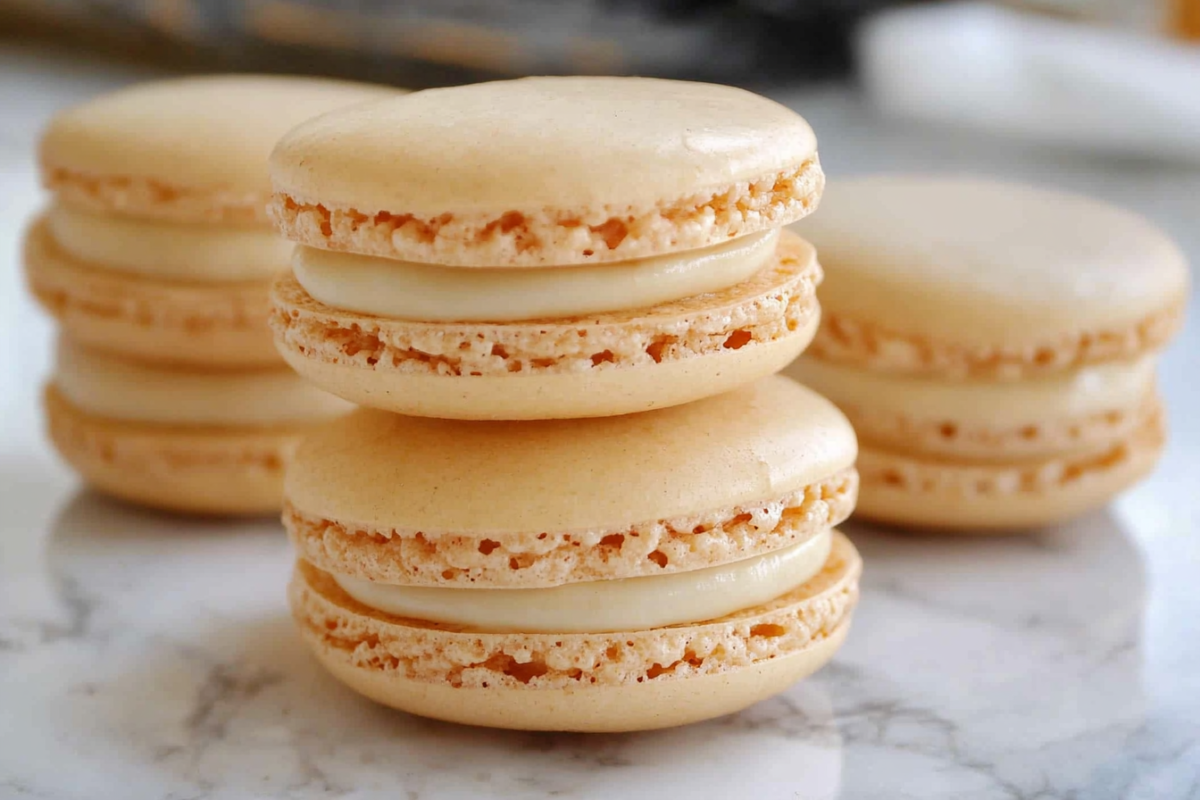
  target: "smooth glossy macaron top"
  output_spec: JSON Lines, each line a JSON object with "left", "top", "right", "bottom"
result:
{"left": 269, "top": 76, "right": 824, "bottom": 266}
{"left": 285, "top": 376, "right": 856, "bottom": 534}
{"left": 800, "top": 176, "right": 1189, "bottom": 366}
{"left": 40, "top": 75, "right": 399, "bottom": 223}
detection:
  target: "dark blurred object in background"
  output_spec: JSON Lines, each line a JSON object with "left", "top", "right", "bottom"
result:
{"left": 0, "top": 0, "right": 908, "bottom": 86}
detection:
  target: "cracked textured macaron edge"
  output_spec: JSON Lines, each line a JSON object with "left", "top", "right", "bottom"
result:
{"left": 285, "top": 467, "right": 858, "bottom": 588}
{"left": 837, "top": 387, "right": 1161, "bottom": 461}
{"left": 808, "top": 303, "right": 1186, "bottom": 380}
{"left": 856, "top": 403, "right": 1165, "bottom": 498}
{"left": 43, "top": 167, "right": 270, "bottom": 224}
{"left": 268, "top": 158, "right": 824, "bottom": 267}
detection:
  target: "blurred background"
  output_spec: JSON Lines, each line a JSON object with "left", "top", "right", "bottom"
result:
{"left": 2, "top": 0, "right": 1199, "bottom": 417}
{"left": 4, "top": 0, "right": 1199, "bottom": 167}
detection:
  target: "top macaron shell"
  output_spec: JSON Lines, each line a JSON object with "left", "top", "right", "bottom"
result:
{"left": 799, "top": 177, "right": 1190, "bottom": 360}
{"left": 40, "top": 75, "right": 400, "bottom": 223}
{"left": 269, "top": 77, "right": 824, "bottom": 266}
{"left": 285, "top": 375, "right": 857, "bottom": 536}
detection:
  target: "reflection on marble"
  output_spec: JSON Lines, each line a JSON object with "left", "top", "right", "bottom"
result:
{"left": 830, "top": 514, "right": 1151, "bottom": 799}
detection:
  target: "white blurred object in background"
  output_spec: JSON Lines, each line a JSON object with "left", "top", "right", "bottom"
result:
{"left": 858, "top": 1, "right": 1200, "bottom": 163}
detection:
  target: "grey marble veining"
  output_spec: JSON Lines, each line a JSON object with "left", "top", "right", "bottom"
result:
{"left": 1, "top": 42, "right": 1198, "bottom": 800}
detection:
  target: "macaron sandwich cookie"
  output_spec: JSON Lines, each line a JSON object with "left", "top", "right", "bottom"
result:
{"left": 787, "top": 177, "right": 1189, "bottom": 530}
{"left": 267, "top": 77, "right": 826, "bottom": 420}
{"left": 285, "top": 377, "right": 861, "bottom": 731}
{"left": 27, "top": 76, "right": 396, "bottom": 514}
{"left": 29, "top": 75, "right": 395, "bottom": 367}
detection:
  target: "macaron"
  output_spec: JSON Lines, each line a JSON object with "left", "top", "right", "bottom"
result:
{"left": 786, "top": 176, "right": 1189, "bottom": 530}
{"left": 284, "top": 376, "right": 861, "bottom": 731}
{"left": 26, "top": 75, "right": 399, "bottom": 367}
{"left": 46, "top": 337, "right": 354, "bottom": 515}
{"left": 267, "top": 76, "right": 826, "bottom": 419}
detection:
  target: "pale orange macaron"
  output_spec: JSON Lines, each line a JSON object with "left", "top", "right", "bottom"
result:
{"left": 787, "top": 176, "right": 1189, "bottom": 530}
{"left": 285, "top": 376, "right": 861, "bottom": 731}
{"left": 26, "top": 74, "right": 399, "bottom": 368}
{"left": 267, "top": 77, "right": 826, "bottom": 420}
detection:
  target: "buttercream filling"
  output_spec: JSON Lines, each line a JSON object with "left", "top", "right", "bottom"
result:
{"left": 786, "top": 355, "right": 1157, "bottom": 428}
{"left": 292, "top": 229, "right": 780, "bottom": 321}
{"left": 54, "top": 338, "right": 354, "bottom": 425}
{"left": 332, "top": 528, "right": 832, "bottom": 633}
{"left": 46, "top": 203, "right": 292, "bottom": 282}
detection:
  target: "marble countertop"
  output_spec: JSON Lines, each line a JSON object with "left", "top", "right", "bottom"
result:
{"left": 1, "top": 43, "right": 1198, "bottom": 800}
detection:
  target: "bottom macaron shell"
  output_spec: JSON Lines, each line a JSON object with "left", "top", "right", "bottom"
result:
{"left": 277, "top": 325, "right": 815, "bottom": 420}
{"left": 853, "top": 406, "right": 1165, "bottom": 531}
{"left": 269, "top": 233, "right": 821, "bottom": 419}
{"left": 289, "top": 532, "right": 860, "bottom": 732}
{"left": 24, "top": 219, "right": 279, "bottom": 368}
{"left": 45, "top": 386, "right": 304, "bottom": 516}
{"left": 310, "top": 620, "right": 849, "bottom": 733}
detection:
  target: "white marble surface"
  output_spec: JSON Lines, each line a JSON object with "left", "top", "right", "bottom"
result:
{"left": 1, "top": 42, "right": 1199, "bottom": 800}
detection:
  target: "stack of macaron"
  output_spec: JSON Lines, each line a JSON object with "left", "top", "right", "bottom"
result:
{"left": 25, "top": 75, "right": 397, "bottom": 515}
{"left": 269, "top": 77, "right": 863, "bottom": 730}
{"left": 787, "top": 176, "right": 1189, "bottom": 531}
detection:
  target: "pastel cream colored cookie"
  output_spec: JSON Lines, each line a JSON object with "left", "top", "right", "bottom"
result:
{"left": 45, "top": 386, "right": 310, "bottom": 516}
{"left": 795, "top": 177, "right": 1190, "bottom": 379}
{"left": 24, "top": 217, "right": 278, "bottom": 367}
{"left": 289, "top": 532, "right": 860, "bottom": 732}
{"left": 786, "top": 355, "right": 1159, "bottom": 460}
{"left": 269, "top": 231, "right": 821, "bottom": 419}
{"left": 284, "top": 376, "right": 859, "bottom": 728}
{"left": 269, "top": 76, "right": 823, "bottom": 267}
{"left": 40, "top": 75, "right": 398, "bottom": 223}
{"left": 853, "top": 403, "right": 1165, "bottom": 530}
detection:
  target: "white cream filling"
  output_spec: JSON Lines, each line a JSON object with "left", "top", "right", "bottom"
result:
{"left": 786, "top": 355, "right": 1157, "bottom": 427}
{"left": 46, "top": 203, "right": 293, "bottom": 282}
{"left": 292, "top": 229, "right": 780, "bottom": 321}
{"left": 333, "top": 529, "right": 832, "bottom": 634}
{"left": 54, "top": 338, "right": 354, "bottom": 426}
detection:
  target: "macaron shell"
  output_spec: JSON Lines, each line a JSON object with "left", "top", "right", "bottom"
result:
{"left": 285, "top": 376, "right": 858, "bottom": 536}
{"left": 276, "top": 317, "right": 814, "bottom": 421}
{"left": 306, "top": 621, "right": 849, "bottom": 732}
{"left": 45, "top": 386, "right": 306, "bottom": 516}
{"left": 831, "top": 388, "right": 1158, "bottom": 462}
{"left": 284, "top": 467, "right": 858, "bottom": 588}
{"left": 269, "top": 77, "right": 822, "bottom": 266}
{"left": 809, "top": 300, "right": 1184, "bottom": 381}
{"left": 271, "top": 159, "right": 823, "bottom": 268}
{"left": 273, "top": 77, "right": 816, "bottom": 215}
{"left": 269, "top": 232, "right": 821, "bottom": 418}
{"left": 796, "top": 177, "right": 1191, "bottom": 358}
{"left": 40, "top": 75, "right": 399, "bottom": 223}
{"left": 288, "top": 532, "right": 860, "bottom": 732}
{"left": 24, "top": 218, "right": 278, "bottom": 367}
{"left": 853, "top": 406, "right": 1164, "bottom": 530}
